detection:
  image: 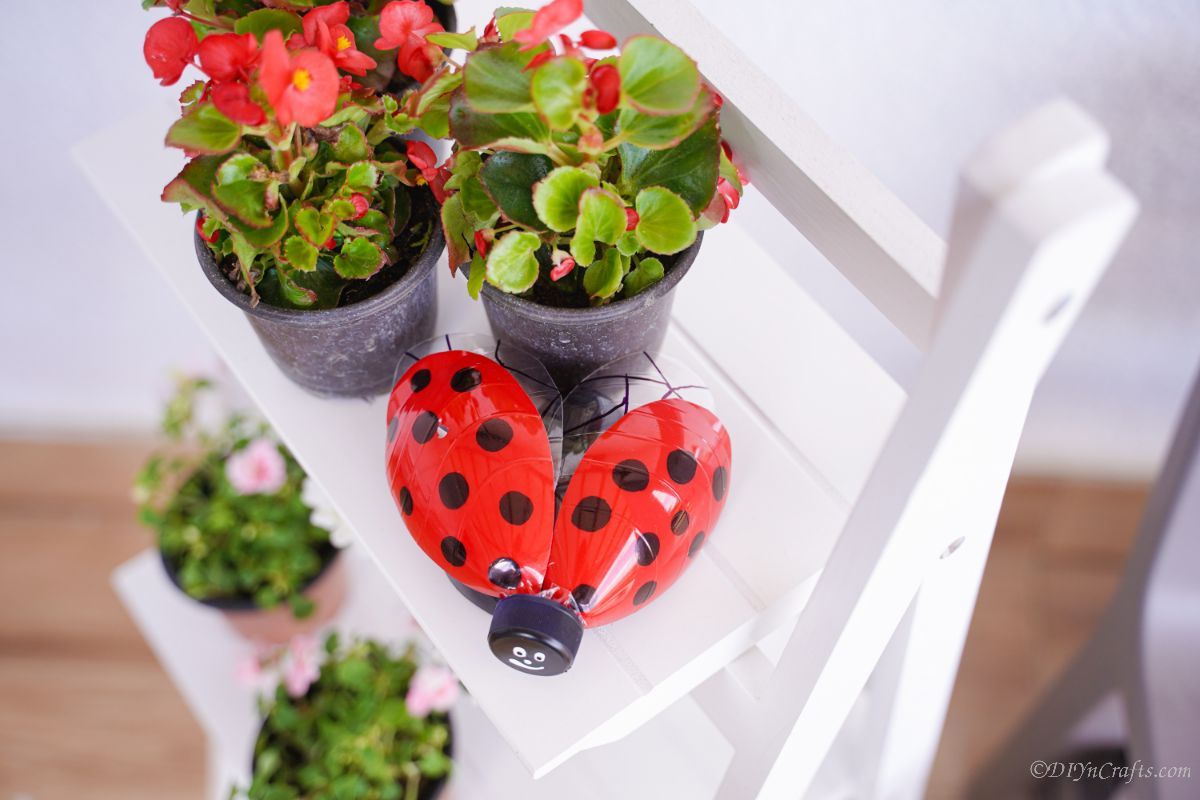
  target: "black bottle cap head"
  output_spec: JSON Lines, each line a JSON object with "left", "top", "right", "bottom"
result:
{"left": 487, "top": 595, "right": 583, "bottom": 677}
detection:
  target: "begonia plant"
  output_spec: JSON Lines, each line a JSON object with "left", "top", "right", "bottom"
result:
{"left": 134, "top": 376, "right": 333, "bottom": 617}
{"left": 381, "top": 0, "right": 747, "bottom": 305}
{"left": 142, "top": 0, "right": 455, "bottom": 308}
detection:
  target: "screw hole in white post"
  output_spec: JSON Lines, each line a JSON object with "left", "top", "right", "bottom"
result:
{"left": 940, "top": 536, "right": 966, "bottom": 559}
{"left": 1042, "top": 294, "right": 1072, "bottom": 325}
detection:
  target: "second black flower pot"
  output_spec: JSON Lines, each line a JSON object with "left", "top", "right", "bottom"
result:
{"left": 477, "top": 234, "right": 703, "bottom": 392}
{"left": 196, "top": 186, "right": 444, "bottom": 399}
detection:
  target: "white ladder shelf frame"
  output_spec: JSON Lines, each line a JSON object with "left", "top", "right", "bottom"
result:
{"left": 75, "top": 0, "right": 1139, "bottom": 795}
{"left": 591, "top": 3, "right": 1138, "bottom": 797}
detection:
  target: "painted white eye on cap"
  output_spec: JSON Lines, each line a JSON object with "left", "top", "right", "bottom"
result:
{"left": 534, "top": 652, "right": 546, "bottom": 662}
{"left": 512, "top": 646, "right": 526, "bottom": 658}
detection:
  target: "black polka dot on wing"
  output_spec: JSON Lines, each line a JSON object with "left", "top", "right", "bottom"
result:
{"left": 671, "top": 509, "right": 690, "bottom": 536}
{"left": 438, "top": 472, "right": 470, "bottom": 510}
{"left": 633, "top": 581, "right": 657, "bottom": 606}
{"left": 666, "top": 449, "right": 698, "bottom": 484}
{"left": 688, "top": 530, "right": 706, "bottom": 557}
{"left": 635, "top": 532, "right": 660, "bottom": 566}
{"left": 571, "top": 496, "right": 612, "bottom": 532}
{"left": 411, "top": 410, "right": 439, "bottom": 444}
{"left": 498, "top": 491, "right": 534, "bottom": 525}
{"left": 611, "top": 459, "right": 650, "bottom": 492}
{"left": 410, "top": 368, "right": 431, "bottom": 393}
{"left": 475, "top": 418, "right": 514, "bottom": 452}
{"left": 440, "top": 536, "right": 466, "bottom": 567}
{"left": 386, "top": 416, "right": 399, "bottom": 443}
{"left": 572, "top": 584, "right": 597, "bottom": 609}
{"left": 712, "top": 466, "right": 729, "bottom": 502}
{"left": 450, "top": 366, "right": 482, "bottom": 392}
{"left": 398, "top": 486, "right": 414, "bottom": 516}
{"left": 488, "top": 557, "right": 522, "bottom": 589}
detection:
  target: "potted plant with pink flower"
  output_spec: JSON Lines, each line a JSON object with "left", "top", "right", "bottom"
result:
{"left": 140, "top": 1, "right": 463, "bottom": 396}
{"left": 134, "top": 376, "right": 349, "bottom": 643}
{"left": 386, "top": 0, "right": 747, "bottom": 387}
{"left": 239, "top": 632, "right": 456, "bottom": 800}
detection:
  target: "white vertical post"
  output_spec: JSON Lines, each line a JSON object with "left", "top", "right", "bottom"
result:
{"left": 700, "top": 101, "right": 1137, "bottom": 799}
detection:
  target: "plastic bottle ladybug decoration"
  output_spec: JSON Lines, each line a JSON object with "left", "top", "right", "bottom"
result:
{"left": 385, "top": 340, "right": 732, "bottom": 676}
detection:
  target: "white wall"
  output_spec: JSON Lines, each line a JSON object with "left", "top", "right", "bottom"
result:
{"left": 2, "top": 1, "right": 1197, "bottom": 477}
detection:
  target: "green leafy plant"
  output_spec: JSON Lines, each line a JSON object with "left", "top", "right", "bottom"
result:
{"left": 142, "top": 1, "right": 454, "bottom": 308}
{"left": 134, "top": 376, "right": 332, "bottom": 617}
{"left": 390, "top": 0, "right": 747, "bottom": 305}
{"left": 243, "top": 633, "right": 454, "bottom": 800}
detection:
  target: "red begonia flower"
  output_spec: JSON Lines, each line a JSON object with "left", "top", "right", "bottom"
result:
{"left": 512, "top": 0, "right": 583, "bottom": 51}
{"left": 588, "top": 64, "right": 620, "bottom": 114}
{"left": 550, "top": 255, "right": 576, "bottom": 281}
{"left": 196, "top": 214, "right": 220, "bottom": 243}
{"left": 301, "top": 3, "right": 378, "bottom": 76}
{"left": 482, "top": 16, "right": 500, "bottom": 43}
{"left": 211, "top": 81, "right": 266, "bottom": 125}
{"left": 350, "top": 193, "right": 370, "bottom": 219}
{"left": 473, "top": 230, "right": 491, "bottom": 258}
{"left": 198, "top": 33, "right": 259, "bottom": 83}
{"left": 624, "top": 208, "right": 639, "bottom": 231}
{"left": 376, "top": 0, "right": 444, "bottom": 50}
{"left": 144, "top": 17, "right": 198, "bottom": 86}
{"left": 427, "top": 166, "right": 451, "bottom": 203}
{"left": 578, "top": 30, "right": 617, "bottom": 50}
{"left": 523, "top": 50, "right": 554, "bottom": 72}
{"left": 715, "top": 177, "right": 740, "bottom": 223}
{"left": 258, "top": 30, "right": 340, "bottom": 127}
{"left": 406, "top": 139, "right": 437, "bottom": 171}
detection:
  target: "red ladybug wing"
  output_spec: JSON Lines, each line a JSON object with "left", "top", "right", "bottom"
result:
{"left": 386, "top": 351, "right": 556, "bottom": 597}
{"left": 545, "top": 398, "right": 732, "bottom": 627}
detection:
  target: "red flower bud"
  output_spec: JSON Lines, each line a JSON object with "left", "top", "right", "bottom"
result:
{"left": 195, "top": 214, "right": 220, "bottom": 244}
{"left": 350, "top": 193, "right": 370, "bottom": 220}
{"left": 324, "top": 236, "right": 336, "bottom": 249}
{"left": 523, "top": 50, "right": 555, "bottom": 72}
{"left": 588, "top": 64, "right": 620, "bottom": 114}
{"left": 625, "top": 208, "right": 639, "bottom": 231}
{"left": 144, "top": 17, "right": 198, "bottom": 86}
{"left": 550, "top": 256, "right": 576, "bottom": 281}
{"left": 579, "top": 30, "right": 617, "bottom": 50}
{"left": 512, "top": 0, "right": 584, "bottom": 51}
{"left": 211, "top": 82, "right": 266, "bottom": 125}
{"left": 474, "top": 230, "right": 491, "bottom": 258}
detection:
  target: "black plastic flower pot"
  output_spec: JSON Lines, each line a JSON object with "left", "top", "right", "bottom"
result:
{"left": 196, "top": 186, "right": 444, "bottom": 399}
{"left": 476, "top": 233, "right": 703, "bottom": 392}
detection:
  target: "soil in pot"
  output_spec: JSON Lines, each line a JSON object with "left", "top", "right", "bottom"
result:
{"left": 161, "top": 545, "right": 347, "bottom": 645}
{"left": 476, "top": 233, "right": 703, "bottom": 391}
{"left": 197, "top": 184, "right": 444, "bottom": 398}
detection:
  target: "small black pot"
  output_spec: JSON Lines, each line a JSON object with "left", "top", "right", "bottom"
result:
{"left": 251, "top": 708, "right": 453, "bottom": 799}
{"left": 196, "top": 187, "right": 444, "bottom": 399}
{"left": 477, "top": 234, "right": 702, "bottom": 391}
{"left": 158, "top": 543, "right": 338, "bottom": 612}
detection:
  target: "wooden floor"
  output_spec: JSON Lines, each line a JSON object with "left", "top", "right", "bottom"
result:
{"left": 0, "top": 440, "right": 1147, "bottom": 800}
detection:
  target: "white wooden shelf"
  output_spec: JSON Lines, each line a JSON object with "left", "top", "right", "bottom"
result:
{"left": 112, "top": 545, "right": 737, "bottom": 799}
{"left": 75, "top": 95, "right": 903, "bottom": 777}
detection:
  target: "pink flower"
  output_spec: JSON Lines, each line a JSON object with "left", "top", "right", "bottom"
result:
{"left": 234, "top": 651, "right": 264, "bottom": 687}
{"left": 405, "top": 664, "right": 459, "bottom": 717}
{"left": 284, "top": 634, "right": 321, "bottom": 697}
{"left": 225, "top": 438, "right": 287, "bottom": 495}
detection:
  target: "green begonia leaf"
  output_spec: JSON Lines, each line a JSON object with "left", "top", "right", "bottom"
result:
{"left": 619, "top": 116, "right": 720, "bottom": 214}
{"left": 479, "top": 151, "right": 554, "bottom": 230}
{"left": 618, "top": 36, "right": 701, "bottom": 116}
{"left": 583, "top": 247, "right": 624, "bottom": 301}
{"left": 532, "top": 166, "right": 598, "bottom": 232}
{"left": 166, "top": 104, "right": 241, "bottom": 155}
{"left": 345, "top": 162, "right": 378, "bottom": 190}
{"left": 333, "top": 237, "right": 384, "bottom": 279}
{"left": 282, "top": 236, "right": 319, "bottom": 272}
{"left": 635, "top": 187, "right": 696, "bottom": 254}
{"left": 427, "top": 28, "right": 479, "bottom": 51}
{"left": 332, "top": 125, "right": 369, "bottom": 163}
{"left": 570, "top": 188, "right": 626, "bottom": 266}
{"left": 293, "top": 205, "right": 334, "bottom": 246}
{"left": 448, "top": 90, "right": 550, "bottom": 152}
{"left": 616, "top": 88, "right": 715, "bottom": 150}
{"left": 234, "top": 9, "right": 302, "bottom": 41}
{"left": 485, "top": 230, "right": 541, "bottom": 293}
{"left": 495, "top": 10, "right": 535, "bottom": 42}
{"left": 531, "top": 57, "right": 588, "bottom": 130}
{"left": 464, "top": 43, "right": 536, "bottom": 113}
{"left": 440, "top": 192, "right": 472, "bottom": 271}
{"left": 467, "top": 251, "right": 487, "bottom": 299}
{"left": 624, "top": 256, "right": 665, "bottom": 296}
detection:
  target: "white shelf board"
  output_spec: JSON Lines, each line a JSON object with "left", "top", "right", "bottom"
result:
{"left": 76, "top": 80, "right": 904, "bottom": 775}
{"left": 113, "top": 545, "right": 734, "bottom": 800}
